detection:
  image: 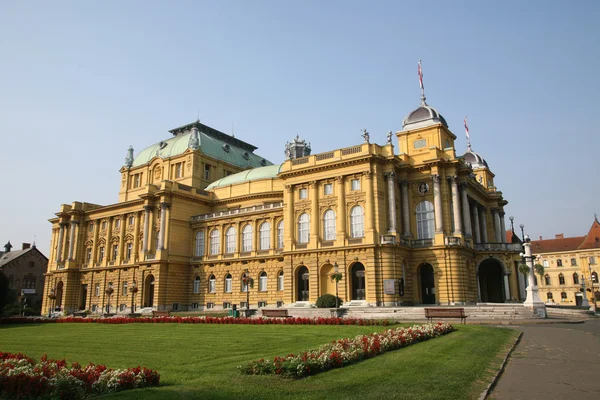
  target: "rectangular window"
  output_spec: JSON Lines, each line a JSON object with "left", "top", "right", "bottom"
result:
{"left": 590, "top": 256, "right": 596, "bottom": 265}
{"left": 172, "top": 303, "right": 179, "bottom": 311}
{"left": 240, "top": 301, "right": 248, "bottom": 309}
{"left": 206, "top": 302, "right": 214, "bottom": 309}
{"left": 414, "top": 139, "right": 427, "bottom": 149}
{"left": 119, "top": 304, "right": 126, "bottom": 312}
{"left": 351, "top": 179, "right": 360, "bottom": 191}
{"left": 132, "top": 173, "right": 142, "bottom": 188}
{"left": 126, "top": 243, "right": 133, "bottom": 260}
{"left": 122, "top": 281, "right": 128, "bottom": 296}
{"left": 191, "top": 302, "right": 199, "bottom": 310}
{"left": 209, "top": 279, "right": 216, "bottom": 293}
{"left": 543, "top": 260, "right": 548, "bottom": 267}
{"left": 128, "top": 216, "right": 135, "bottom": 226}
{"left": 225, "top": 278, "right": 232, "bottom": 293}
{"left": 204, "top": 164, "right": 211, "bottom": 180}
{"left": 278, "top": 273, "right": 284, "bottom": 291}
{"left": 258, "top": 301, "right": 266, "bottom": 308}
{"left": 175, "top": 163, "right": 183, "bottom": 179}
{"left": 102, "top": 221, "right": 107, "bottom": 230}
{"left": 557, "top": 259, "right": 563, "bottom": 267}
{"left": 277, "top": 222, "right": 284, "bottom": 249}
{"left": 299, "top": 188, "right": 307, "bottom": 199}
{"left": 91, "top": 304, "right": 98, "bottom": 312}
{"left": 324, "top": 183, "right": 333, "bottom": 195}
{"left": 115, "top": 219, "right": 121, "bottom": 229}
{"left": 88, "top": 223, "right": 94, "bottom": 232}
{"left": 98, "top": 247, "right": 105, "bottom": 263}
{"left": 86, "top": 248, "right": 92, "bottom": 263}
{"left": 112, "top": 245, "right": 118, "bottom": 261}
{"left": 94, "top": 283, "right": 100, "bottom": 297}
{"left": 223, "top": 302, "right": 231, "bottom": 309}
{"left": 259, "top": 275, "right": 267, "bottom": 292}
{"left": 570, "top": 258, "right": 577, "bottom": 266}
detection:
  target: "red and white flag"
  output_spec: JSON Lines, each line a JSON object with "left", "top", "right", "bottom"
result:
{"left": 464, "top": 116, "right": 470, "bottom": 141}
{"left": 418, "top": 60, "right": 424, "bottom": 90}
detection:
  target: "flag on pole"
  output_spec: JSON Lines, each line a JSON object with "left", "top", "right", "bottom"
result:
{"left": 418, "top": 60, "right": 424, "bottom": 90}
{"left": 464, "top": 116, "right": 470, "bottom": 141}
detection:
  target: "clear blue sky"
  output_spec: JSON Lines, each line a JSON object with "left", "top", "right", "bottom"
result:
{"left": 1, "top": 0, "right": 599, "bottom": 255}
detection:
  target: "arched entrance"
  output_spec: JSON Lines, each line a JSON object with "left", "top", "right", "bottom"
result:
{"left": 420, "top": 264, "right": 435, "bottom": 304}
{"left": 144, "top": 275, "right": 155, "bottom": 308}
{"left": 320, "top": 264, "right": 335, "bottom": 296}
{"left": 55, "top": 281, "right": 64, "bottom": 309}
{"left": 478, "top": 259, "right": 504, "bottom": 303}
{"left": 351, "top": 263, "right": 366, "bottom": 300}
{"left": 296, "top": 266, "right": 309, "bottom": 301}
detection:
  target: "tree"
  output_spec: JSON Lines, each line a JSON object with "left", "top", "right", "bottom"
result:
{"left": 0, "top": 272, "right": 18, "bottom": 316}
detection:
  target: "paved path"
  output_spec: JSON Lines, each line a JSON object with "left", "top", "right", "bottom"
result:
{"left": 490, "top": 319, "right": 600, "bottom": 399}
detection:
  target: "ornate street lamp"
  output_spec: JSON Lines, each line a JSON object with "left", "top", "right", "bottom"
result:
{"left": 519, "top": 224, "right": 525, "bottom": 242}
{"left": 519, "top": 235, "right": 546, "bottom": 317}
{"left": 330, "top": 262, "right": 343, "bottom": 309}
{"left": 242, "top": 269, "right": 253, "bottom": 310}
{"left": 130, "top": 281, "right": 138, "bottom": 313}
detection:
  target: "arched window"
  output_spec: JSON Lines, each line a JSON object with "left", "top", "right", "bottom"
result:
{"left": 193, "top": 276, "right": 200, "bottom": 294}
{"left": 561, "top": 291, "right": 567, "bottom": 301}
{"left": 225, "top": 274, "right": 232, "bottom": 293}
{"left": 259, "top": 222, "right": 270, "bottom": 250}
{"left": 592, "top": 271, "right": 598, "bottom": 283}
{"left": 209, "top": 275, "right": 216, "bottom": 293}
{"left": 277, "top": 221, "right": 284, "bottom": 248}
{"left": 298, "top": 213, "right": 310, "bottom": 244}
{"left": 573, "top": 273, "right": 579, "bottom": 285}
{"left": 544, "top": 274, "right": 551, "bottom": 286}
{"left": 259, "top": 271, "right": 268, "bottom": 292}
{"left": 226, "top": 227, "right": 236, "bottom": 253}
{"left": 242, "top": 225, "right": 253, "bottom": 252}
{"left": 559, "top": 273, "right": 565, "bottom": 285}
{"left": 350, "top": 206, "right": 364, "bottom": 238}
{"left": 210, "top": 229, "right": 220, "bottom": 255}
{"left": 416, "top": 201, "right": 435, "bottom": 240}
{"left": 195, "top": 231, "right": 205, "bottom": 257}
{"left": 323, "top": 209, "right": 336, "bottom": 241}
{"left": 278, "top": 271, "right": 284, "bottom": 291}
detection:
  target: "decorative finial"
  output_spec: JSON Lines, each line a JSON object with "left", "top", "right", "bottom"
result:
{"left": 386, "top": 131, "right": 392, "bottom": 144}
{"left": 189, "top": 125, "right": 200, "bottom": 150}
{"left": 464, "top": 116, "right": 471, "bottom": 152}
{"left": 124, "top": 146, "right": 134, "bottom": 168}
{"left": 361, "top": 129, "right": 370, "bottom": 143}
{"left": 418, "top": 59, "right": 427, "bottom": 105}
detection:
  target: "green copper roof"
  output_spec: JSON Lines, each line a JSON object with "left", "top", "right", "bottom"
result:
{"left": 131, "top": 122, "right": 272, "bottom": 169}
{"left": 206, "top": 164, "right": 283, "bottom": 190}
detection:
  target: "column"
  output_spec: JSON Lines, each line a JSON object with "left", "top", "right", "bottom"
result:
{"left": 158, "top": 202, "right": 169, "bottom": 250}
{"left": 432, "top": 174, "right": 443, "bottom": 232}
{"left": 500, "top": 212, "right": 507, "bottom": 243}
{"left": 472, "top": 204, "right": 481, "bottom": 243}
{"left": 142, "top": 205, "right": 151, "bottom": 252}
{"left": 56, "top": 223, "right": 66, "bottom": 262}
{"left": 503, "top": 273, "right": 511, "bottom": 301}
{"left": 284, "top": 185, "right": 294, "bottom": 249}
{"left": 67, "top": 220, "right": 78, "bottom": 260}
{"left": 363, "top": 171, "right": 374, "bottom": 233}
{"left": 480, "top": 207, "right": 488, "bottom": 243}
{"left": 118, "top": 216, "right": 126, "bottom": 260}
{"left": 476, "top": 273, "right": 482, "bottom": 302}
{"left": 401, "top": 180, "right": 411, "bottom": 237}
{"left": 386, "top": 172, "right": 397, "bottom": 233}
{"left": 310, "top": 181, "right": 319, "bottom": 244}
{"left": 460, "top": 184, "right": 472, "bottom": 237}
{"left": 132, "top": 211, "right": 141, "bottom": 261}
{"left": 450, "top": 177, "right": 462, "bottom": 235}
{"left": 336, "top": 176, "right": 346, "bottom": 242}
{"left": 493, "top": 209, "right": 502, "bottom": 243}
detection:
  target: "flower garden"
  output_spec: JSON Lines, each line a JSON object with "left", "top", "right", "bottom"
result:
{"left": 0, "top": 352, "right": 160, "bottom": 399}
{"left": 240, "top": 322, "right": 454, "bottom": 378}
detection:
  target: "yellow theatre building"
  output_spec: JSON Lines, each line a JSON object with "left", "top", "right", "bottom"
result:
{"left": 42, "top": 92, "right": 526, "bottom": 315}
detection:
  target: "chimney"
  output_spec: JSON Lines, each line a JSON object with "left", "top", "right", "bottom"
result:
{"left": 22, "top": 243, "right": 31, "bottom": 250}
{"left": 555, "top": 233, "right": 564, "bottom": 239}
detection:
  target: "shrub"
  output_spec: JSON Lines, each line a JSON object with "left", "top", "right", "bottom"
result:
{"left": 315, "top": 294, "right": 343, "bottom": 308}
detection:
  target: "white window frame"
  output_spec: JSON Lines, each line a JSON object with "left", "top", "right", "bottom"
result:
{"left": 126, "top": 243, "right": 132, "bottom": 260}
{"left": 299, "top": 188, "right": 307, "bottom": 199}
{"left": 195, "top": 231, "right": 205, "bottom": 257}
{"left": 225, "top": 227, "right": 236, "bottom": 254}
{"left": 298, "top": 213, "right": 310, "bottom": 244}
{"left": 225, "top": 274, "right": 232, "bottom": 293}
{"left": 242, "top": 225, "right": 253, "bottom": 252}
{"left": 324, "top": 183, "right": 333, "bottom": 195}
{"left": 416, "top": 201, "right": 435, "bottom": 240}
{"left": 122, "top": 281, "right": 128, "bottom": 296}
{"left": 277, "top": 221, "right": 284, "bottom": 248}
{"left": 98, "top": 246, "right": 105, "bottom": 262}
{"left": 193, "top": 276, "right": 200, "bottom": 293}
{"left": 323, "top": 209, "right": 336, "bottom": 241}
{"left": 350, "top": 206, "right": 364, "bottom": 238}
{"left": 210, "top": 229, "right": 220, "bottom": 255}
{"left": 351, "top": 179, "right": 360, "bottom": 191}
{"left": 128, "top": 216, "right": 134, "bottom": 226}
{"left": 278, "top": 271, "right": 284, "bottom": 291}
{"left": 259, "top": 271, "right": 267, "bottom": 292}
{"left": 543, "top": 260, "right": 549, "bottom": 267}
{"left": 209, "top": 275, "right": 216, "bottom": 293}
{"left": 112, "top": 244, "right": 118, "bottom": 261}
{"left": 94, "top": 283, "right": 100, "bottom": 297}
{"left": 259, "top": 222, "right": 270, "bottom": 250}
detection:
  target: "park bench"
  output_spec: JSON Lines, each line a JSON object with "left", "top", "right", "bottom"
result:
{"left": 152, "top": 311, "right": 170, "bottom": 317}
{"left": 261, "top": 309, "right": 290, "bottom": 318}
{"left": 424, "top": 308, "right": 467, "bottom": 324}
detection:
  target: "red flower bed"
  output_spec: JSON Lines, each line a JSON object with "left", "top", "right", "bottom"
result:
{"left": 0, "top": 352, "right": 160, "bottom": 399}
{"left": 0, "top": 316, "right": 392, "bottom": 326}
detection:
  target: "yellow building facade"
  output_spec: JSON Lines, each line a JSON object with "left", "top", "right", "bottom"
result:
{"left": 42, "top": 97, "right": 525, "bottom": 315}
{"left": 531, "top": 219, "right": 600, "bottom": 307}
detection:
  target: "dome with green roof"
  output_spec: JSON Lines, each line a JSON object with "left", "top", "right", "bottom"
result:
{"left": 129, "top": 121, "right": 273, "bottom": 169}
{"left": 206, "top": 164, "right": 283, "bottom": 190}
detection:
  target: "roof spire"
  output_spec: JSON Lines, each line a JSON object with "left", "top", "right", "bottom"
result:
{"left": 464, "top": 116, "right": 471, "bottom": 151}
{"left": 418, "top": 59, "right": 427, "bottom": 106}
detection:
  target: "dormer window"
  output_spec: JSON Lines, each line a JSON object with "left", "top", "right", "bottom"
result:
{"left": 222, "top": 144, "right": 230, "bottom": 152}
{"left": 243, "top": 152, "right": 249, "bottom": 160}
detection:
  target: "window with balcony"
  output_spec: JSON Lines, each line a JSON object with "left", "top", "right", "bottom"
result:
{"left": 323, "top": 209, "right": 336, "bottom": 241}
{"left": 298, "top": 213, "right": 310, "bottom": 244}
{"left": 416, "top": 201, "right": 435, "bottom": 240}
{"left": 559, "top": 273, "right": 565, "bottom": 285}
{"left": 195, "top": 231, "right": 205, "bottom": 257}
{"left": 350, "top": 206, "right": 364, "bottom": 238}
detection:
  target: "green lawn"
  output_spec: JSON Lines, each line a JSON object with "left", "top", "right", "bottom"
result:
{"left": 0, "top": 323, "right": 517, "bottom": 400}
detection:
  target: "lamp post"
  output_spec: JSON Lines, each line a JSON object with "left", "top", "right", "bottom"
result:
{"left": 242, "top": 269, "right": 252, "bottom": 310}
{"left": 588, "top": 265, "right": 597, "bottom": 312}
{"left": 130, "top": 281, "right": 138, "bottom": 314}
{"left": 334, "top": 262, "right": 340, "bottom": 309}
{"left": 520, "top": 235, "right": 546, "bottom": 317}
{"left": 48, "top": 287, "right": 56, "bottom": 317}
{"left": 519, "top": 224, "right": 525, "bottom": 242}
{"left": 509, "top": 216, "right": 515, "bottom": 232}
